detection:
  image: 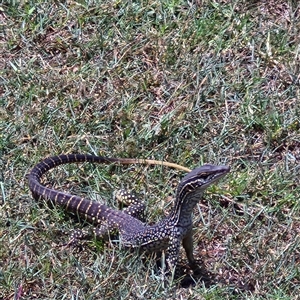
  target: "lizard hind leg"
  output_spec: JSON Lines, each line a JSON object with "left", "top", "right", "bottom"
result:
{"left": 114, "top": 189, "right": 146, "bottom": 222}
{"left": 66, "top": 189, "right": 145, "bottom": 248}
{"left": 65, "top": 228, "right": 92, "bottom": 247}
{"left": 66, "top": 224, "right": 118, "bottom": 247}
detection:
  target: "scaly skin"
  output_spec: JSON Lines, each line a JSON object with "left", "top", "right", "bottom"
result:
{"left": 28, "top": 154, "right": 230, "bottom": 271}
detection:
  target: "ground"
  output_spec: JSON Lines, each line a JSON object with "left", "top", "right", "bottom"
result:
{"left": 0, "top": 0, "right": 299, "bottom": 299}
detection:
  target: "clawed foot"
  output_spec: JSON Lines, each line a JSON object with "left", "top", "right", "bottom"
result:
{"left": 58, "top": 228, "right": 91, "bottom": 248}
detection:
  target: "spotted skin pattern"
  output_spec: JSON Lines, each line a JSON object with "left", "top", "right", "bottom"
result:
{"left": 115, "top": 189, "right": 146, "bottom": 221}
{"left": 28, "top": 154, "right": 230, "bottom": 271}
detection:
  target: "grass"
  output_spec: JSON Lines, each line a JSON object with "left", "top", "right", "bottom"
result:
{"left": 1, "top": 0, "right": 300, "bottom": 299}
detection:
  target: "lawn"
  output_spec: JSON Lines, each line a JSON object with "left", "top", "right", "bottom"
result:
{"left": 0, "top": 0, "right": 299, "bottom": 299}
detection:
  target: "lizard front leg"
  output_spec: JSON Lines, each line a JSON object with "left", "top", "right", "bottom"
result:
{"left": 182, "top": 230, "right": 196, "bottom": 267}
{"left": 165, "top": 230, "right": 181, "bottom": 274}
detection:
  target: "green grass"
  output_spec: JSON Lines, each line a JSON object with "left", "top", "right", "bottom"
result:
{"left": 1, "top": 0, "right": 300, "bottom": 299}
